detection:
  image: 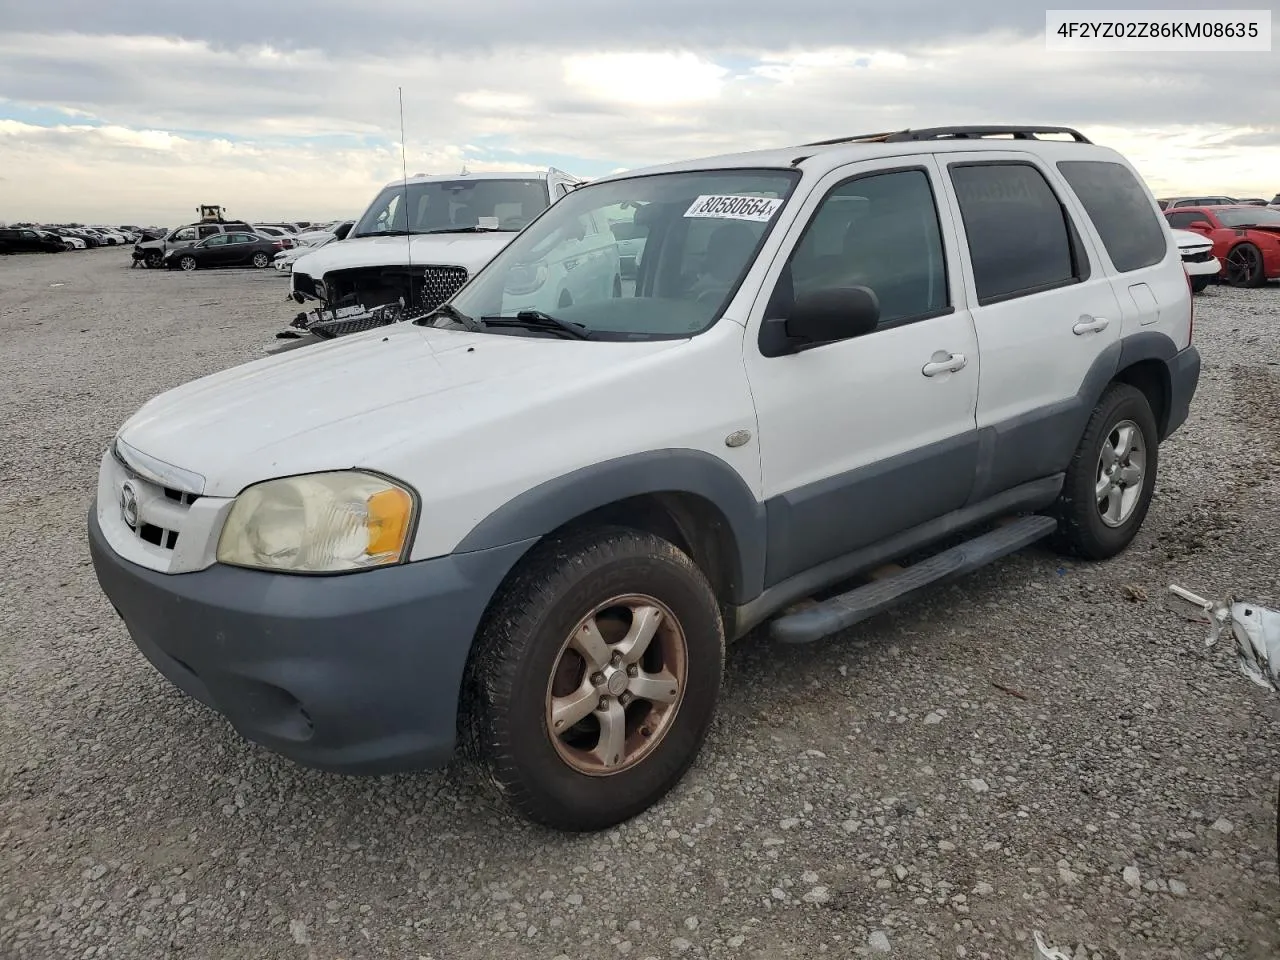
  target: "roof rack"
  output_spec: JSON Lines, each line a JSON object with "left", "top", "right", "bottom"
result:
{"left": 803, "top": 125, "right": 1093, "bottom": 147}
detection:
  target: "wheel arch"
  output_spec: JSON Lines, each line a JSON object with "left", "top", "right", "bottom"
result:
{"left": 1114, "top": 331, "right": 1177, "bottom": 440}
{"left": 454, "top": 450, "right": 768, "bottom": 608}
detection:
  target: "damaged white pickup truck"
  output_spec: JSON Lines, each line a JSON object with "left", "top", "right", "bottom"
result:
{"left": 276, "top": 167, "right": 622, "bottom": 348}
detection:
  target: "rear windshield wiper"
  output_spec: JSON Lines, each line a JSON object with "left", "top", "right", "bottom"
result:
{"left": 413, "top": 302, "right": 485, "bottom": 331}
{"left": 479, "top": 310, "right": 591, "bottom": 340}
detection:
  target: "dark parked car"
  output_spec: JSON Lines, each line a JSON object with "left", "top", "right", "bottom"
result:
{"left": 0, "top": 227, "right": 68, "bottom": 254}
{"left": 163, "top": 231, "right": 281, "bottom": 271}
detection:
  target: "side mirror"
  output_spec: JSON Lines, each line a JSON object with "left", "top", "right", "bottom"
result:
{"left": 785, "top": 286, "right": 880, "bottom": 346}
{"left": 1188, "top": 220, "right": 1213, "bottom": 231}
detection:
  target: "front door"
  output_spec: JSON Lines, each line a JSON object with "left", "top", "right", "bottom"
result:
{"left": 742, "top": 156, "right": 982, "bottom": 587}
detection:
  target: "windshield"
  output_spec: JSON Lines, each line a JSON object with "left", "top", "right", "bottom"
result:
{"left": 442, "top": 169, "right": 800, "bottom": 340}
{"left": 1215, "top": 208, "right": 1280, "bottom": 228}
{"left": 352, "top": 178, "right": 551, "bottom": 238}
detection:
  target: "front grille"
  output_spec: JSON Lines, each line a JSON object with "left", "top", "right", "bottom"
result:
{"left": 417, "top": 265, "right": 469, "bottom": 311}
{"left": 1182, "top": 249, "right": 1214, "bottom": 263}
{"left": 108, "top": 452, "right": 200, "bottom": 554}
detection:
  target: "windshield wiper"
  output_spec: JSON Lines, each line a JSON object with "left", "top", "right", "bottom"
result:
{"left": 413, "top": 302, "right": 485, "bottom": 331}
{"left": 416, "top": 225, "right": 518, "bottom": 234}
{"left": 479, "top": 310, "right": 590, "bottom": 340}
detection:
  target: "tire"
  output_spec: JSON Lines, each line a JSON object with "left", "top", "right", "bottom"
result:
{"left": 1190, "top": 275, "right": 1210, "bottom": 293}
{"left": 252, "top": 252, "right": 270, "bottom": 268}
{"left": 1050, "top": 382, "right": 1159, "bottom": 561}
{"left": 145, "top": 251, "right": 163, "bottom": 269}
{"left": 463, "top": 527, "right": 725, "bottom": 832}
{"left": 179, "top": 256, "right": 197, "bottom": 272}
{"left": 1225, "top": 242, "right": 1265, "bottom": 288}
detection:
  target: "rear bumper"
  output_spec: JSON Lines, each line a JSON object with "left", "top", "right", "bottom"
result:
{"left": 88, "top": 504, "right": 533, "bottom": 775}
{"left": 1163, "top": 344, "right": 1201, "bottom": 439}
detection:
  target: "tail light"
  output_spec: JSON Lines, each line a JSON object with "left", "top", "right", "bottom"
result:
{"left": 273, "top": 240, "right": 284, "bottom": 249}
{"left": 1184, "top": 265, "right": 1194, "bottom": 345}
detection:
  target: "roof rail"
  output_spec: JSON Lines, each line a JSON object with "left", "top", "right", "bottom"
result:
{"left": 803, "top": 125, "right": 1092, "bottom": 147}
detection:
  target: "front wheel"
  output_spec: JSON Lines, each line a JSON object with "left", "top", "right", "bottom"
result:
{"left": 1050, "top": 382, "right": 1159, "bottom": 560}
{"left": 1225, "top": 242, "right": 1265, "bottom": 288}
{"left": 1190, "top": 275, "right": 1210, "bottom": 293}
{"left": 463, "top": 527, "right": 725, "bottom": 831}
{"left": 179, "top": 256, "right": 197, "bottom": 271}
{"left": 145, "top": 251, "right": 163, "bottom": 268}
{"left": 252, "top": 252, "right": 270, "bottom": 268}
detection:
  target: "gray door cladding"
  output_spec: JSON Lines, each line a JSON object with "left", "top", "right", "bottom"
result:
{"left": 452, "top": 329, "right": 1184, "bottom": 602}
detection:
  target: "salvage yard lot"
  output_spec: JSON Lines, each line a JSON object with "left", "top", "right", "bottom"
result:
{"left": 1, "top": 248, "right": 1279, "bottom": 959}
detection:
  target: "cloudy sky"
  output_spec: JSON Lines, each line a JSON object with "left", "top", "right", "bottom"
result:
{"left": 1, "top": 1, "right": 1277, "bottom": 225}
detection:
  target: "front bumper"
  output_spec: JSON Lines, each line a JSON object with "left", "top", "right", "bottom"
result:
{"left": 88, "top": 504, "right": 534, "bottom": 775}
{"left": 1162, "top": 344, "right": 1201, "bottom": 440}
{"left": 1182, "top": 255, "right": 1220, "bottom": 277}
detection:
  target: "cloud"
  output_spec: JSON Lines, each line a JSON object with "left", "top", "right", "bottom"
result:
{"left": 0, "top": 2, "right": 1277, "bottom": 222}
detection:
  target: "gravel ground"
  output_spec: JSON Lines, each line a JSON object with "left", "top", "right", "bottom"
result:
{"left": 2, "top": 248, "right": 1279, "bottom": 960}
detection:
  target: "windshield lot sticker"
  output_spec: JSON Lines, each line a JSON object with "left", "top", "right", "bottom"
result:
{"left": 684, "top": 195, "right": 783, "bottom": 221}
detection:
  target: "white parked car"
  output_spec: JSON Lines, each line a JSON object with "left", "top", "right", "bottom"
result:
{"left": 88, "top": 125, "right": 1199, "bottom": 832}
{"left": 273, "top": 234, "right": 336, "bottom": 271}
{"left": 288, "top": 169, "right": 607, "bottom": 333}
{"left": 1171, "top": 228, "right": 1219, "bottom": 292}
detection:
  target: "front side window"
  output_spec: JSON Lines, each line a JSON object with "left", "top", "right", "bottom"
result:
{"left": 441, "top": 169, "right": 800, "bottom": 340}
{"left": 1057, "top": 159, "right": 1167, "bottom": 273}
{"left": 1166, "top": 210, "right": 1209, "bottom": 229}
{"left": 778, "top": 168, "right": 949, "bottom": 328}
{"left": 170, "top": 228, "right": 197, "bottom": 242}
{"left": 352, "top": 178, "right": 551, "bottom": 238}
{"left": 949, "top": 162, "right": 1083, "bottom": 304}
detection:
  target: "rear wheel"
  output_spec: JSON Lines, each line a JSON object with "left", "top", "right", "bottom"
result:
{"left": 463, "top": 527, "right": 724, "bottom": 831}
{"left": 1225, "top": 242, "right": 1265, "bottom": 287}
{"left": 252, "top": 252, "right": 270, "bottom": 268}
{"left": 1050, "top": 382, "right": 1159, "bottom": 560}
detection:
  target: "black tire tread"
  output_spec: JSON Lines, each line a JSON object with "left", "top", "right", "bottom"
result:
{"left": 460, "top": 525, "right": 723, "bottom": 830}
{"left": 1050, "top": 382, "right": 1158, "bottom": 561}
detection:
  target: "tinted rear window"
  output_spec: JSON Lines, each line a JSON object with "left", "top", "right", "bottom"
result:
{"left": 1057, "top": 160, "right": 1167, "bottom": 272}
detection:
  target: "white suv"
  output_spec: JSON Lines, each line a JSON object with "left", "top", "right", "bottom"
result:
{"left": 89, "top": 125, "right": 1200, "bottom": 832}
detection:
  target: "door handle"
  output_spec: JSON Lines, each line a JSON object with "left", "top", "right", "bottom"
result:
{"left": 921, "top": 352, "right": 967, "bottom": 377}
{"left": 1072, "top": 315, "right": 1110, "bottom": 335}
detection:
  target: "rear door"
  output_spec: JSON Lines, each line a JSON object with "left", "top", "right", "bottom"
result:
{"left": 1054, "top": 157, "right": 1179, "bottom": 335}
{"left": 934, "top": 151, "right": 1123, "bottom": 501}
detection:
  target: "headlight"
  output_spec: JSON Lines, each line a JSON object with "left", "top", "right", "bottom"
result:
{"left": 216, "top": 471, "right": 416, "bottom": 573}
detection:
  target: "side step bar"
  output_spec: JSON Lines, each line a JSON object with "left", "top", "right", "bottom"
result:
{"left": 770, "top": 515, "right": 1058, "bottom": 645}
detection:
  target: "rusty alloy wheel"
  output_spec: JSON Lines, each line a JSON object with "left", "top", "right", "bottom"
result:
{"left": 545, "top": 594, "right": 687, "bottom": 775}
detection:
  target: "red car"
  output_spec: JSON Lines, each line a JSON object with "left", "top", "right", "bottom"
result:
{"left": 1163, "top": 204, "right": 1280, "bottom": 287}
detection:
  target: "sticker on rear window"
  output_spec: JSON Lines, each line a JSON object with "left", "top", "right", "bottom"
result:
{"left": 684, "top": 195, "right": 783, "bottom": 221}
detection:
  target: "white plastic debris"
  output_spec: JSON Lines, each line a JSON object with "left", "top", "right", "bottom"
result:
{"left": 1032, "top": 930, "right": 1072, "bottom": 959}
{"left": 1170, "top": 584, "right": 1280, "bottom": 692}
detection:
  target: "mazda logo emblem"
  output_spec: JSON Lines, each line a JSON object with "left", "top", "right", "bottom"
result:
{"left": 120, "top": 482, "right": 139, "bottom": 530}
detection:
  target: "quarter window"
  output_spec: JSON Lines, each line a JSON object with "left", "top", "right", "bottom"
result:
{"left": 1057, "top": 160, "right": 1167, "bottom": 272}
{"left": 949, "top": 162, "right": 1083, "bottom": 304}
{"left": 778, "top": 168, "right": 950, "bottom": 328}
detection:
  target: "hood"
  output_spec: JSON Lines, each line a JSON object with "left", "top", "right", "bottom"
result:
{"left": 1171, "top": 229, "right": 1212, "bottom": 250}
{"left": 117, "top": 323, "right": 686, "bottom": 498}
{"left": 291, "top": 232, "right": 516, "bottom": 280}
